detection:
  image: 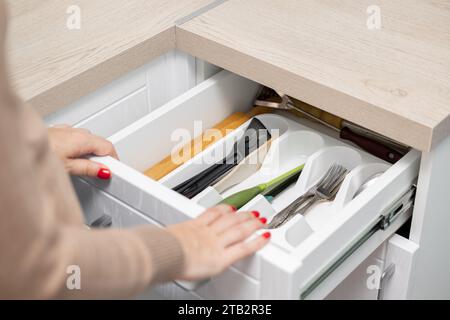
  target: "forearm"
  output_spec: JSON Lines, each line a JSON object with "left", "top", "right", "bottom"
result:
{"left": 57, "top": 226, "right": 184, "bottom": 299}
{"left": 0, "top": 225, "right": 183, "bottom": 299}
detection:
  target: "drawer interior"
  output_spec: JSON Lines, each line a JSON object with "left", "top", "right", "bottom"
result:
{"left": 109, "top": 71, "right": 260, "bottom": 172}
{"left": 81, "top": 69, "right": 421, "bottom": 299}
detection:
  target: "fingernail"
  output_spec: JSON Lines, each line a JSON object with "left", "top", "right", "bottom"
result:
{"left": 263, "top": 232, "right": 271, "bottom": 239}
{"left": 230, "top": 205, "right": 237, "bottom": 212}
{"left": 260, "top": 217, "right": 267, "bottom": 224}
{"left": 97, "top": 168, "right": 111, "bottom": 180}
{"left": 252, "top": 211, "right": 260, "bottom": 218}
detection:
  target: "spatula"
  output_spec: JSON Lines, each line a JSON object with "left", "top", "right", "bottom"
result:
{"left": 212, "top": 139, "right": 272, "bottom": 194}
{"left": 220, "top": 163, "right": 305, "bottom": 209}
{"left": 262, "top": 170, "right": 301, "bottom": 198}
{"left": 173, "top": 117, "right": 271, "bottom": 199}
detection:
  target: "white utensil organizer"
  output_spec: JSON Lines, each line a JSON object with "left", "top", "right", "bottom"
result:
{"left": 74, "top": 70, "right": 420, "bottom": 299}
{"left": 162, "top": 112, "right": 395, "bottom": 253}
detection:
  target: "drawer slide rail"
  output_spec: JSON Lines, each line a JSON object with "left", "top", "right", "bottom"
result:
{"left": 300, "top": 185, "right": 416, "bottom": 299}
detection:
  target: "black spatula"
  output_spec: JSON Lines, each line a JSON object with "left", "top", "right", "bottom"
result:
{"left": 173, "top": 117, "right": 271, "bottom": 199}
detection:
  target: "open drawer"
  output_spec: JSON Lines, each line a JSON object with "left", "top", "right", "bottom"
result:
{"left": 75, "top": 70, "right": 421, "bottom": 299}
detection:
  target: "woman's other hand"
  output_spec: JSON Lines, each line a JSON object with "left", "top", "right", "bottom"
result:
{"left": 48, "top": 125, "right": 118, "bottom": 179}
{"left": 167, "top": 205, "right": 270, "bottom": 281}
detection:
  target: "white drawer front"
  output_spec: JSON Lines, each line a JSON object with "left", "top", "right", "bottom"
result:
{"left": 72, "top": 177, "right": 261, "bottom": 300}
{"left": 76, "top": 70, "right": 420, "bottom": 299}
{"left": 379, "top": 234, "right": 419, "bottom": 300}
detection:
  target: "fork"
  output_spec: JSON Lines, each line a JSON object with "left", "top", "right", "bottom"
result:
{"left": 268, "top": 164, "right": 348, "bottom": 229}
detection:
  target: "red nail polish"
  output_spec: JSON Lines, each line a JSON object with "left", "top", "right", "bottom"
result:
{"left": 260, "top": 217, "right": 267, "bottom": 224}
{"left": 252, "top": 211, "right": 260, "bottom": 218}
{"left": 230, "top": 205, "right": 237, "bottom": 212}
{"left": 97, "top": 168, "right": 111, "bottom": 180}
{"left": 263, "top": 232, "right": 271, "bottom": 239}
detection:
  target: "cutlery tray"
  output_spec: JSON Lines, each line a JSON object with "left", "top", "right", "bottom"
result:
{"left": 168, "top": 113, "right": 394, "bottom": 254}
{"left": 76, "top": 70, "right": 420, "bottom": 299}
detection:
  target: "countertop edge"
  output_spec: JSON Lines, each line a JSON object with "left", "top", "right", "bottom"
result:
{"left": 29, "top": 27, "right": 175, "bottom": 117}
{"left": 176, "top": 26, "right": 434, "bottom": 152}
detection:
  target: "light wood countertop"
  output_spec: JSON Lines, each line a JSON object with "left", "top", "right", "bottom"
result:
{"left": 177, "top": 0, "right": 450, "bottom": 152}
{"left": 7, "top": 0, "right": 212, "bottom": 116}
{"left": 7, "top": 0, "right": 450, "bottom": 151}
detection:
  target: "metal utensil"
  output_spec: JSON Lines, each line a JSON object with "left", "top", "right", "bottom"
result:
{"left": 254, "top": 90, "right": 408, "bottom": 163}
{"left": 268, "top": 164, "right": 348, "bottom": 229}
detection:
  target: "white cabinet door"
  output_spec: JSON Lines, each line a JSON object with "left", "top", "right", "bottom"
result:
{"left": 46, "top": 50, "right": 197, "bottom": 138}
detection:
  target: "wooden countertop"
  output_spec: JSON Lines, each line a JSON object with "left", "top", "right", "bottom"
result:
{"left": 178, "top": 0, "right": 450, "bottom": 152}
{"left": 7, "top": 0, "right": 212, "bottom": 116}
{"left": 7, "top": 0, "right": 450, "bottom": 151}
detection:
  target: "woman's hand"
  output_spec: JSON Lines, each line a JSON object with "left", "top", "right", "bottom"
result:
{"left": 48, "top": 125, "right": 118, "bottom": 179}
{"left": 167, "top": 205, "right": 270, "bottom": 281}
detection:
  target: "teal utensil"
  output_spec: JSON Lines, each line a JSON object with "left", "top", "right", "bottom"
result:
{"left": 220, "top": 163, "right": 305, "bottom": 209}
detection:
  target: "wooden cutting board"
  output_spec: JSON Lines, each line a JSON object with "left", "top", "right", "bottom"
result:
{"left": 144, "top": 112, "right": 250, "bottom": 180}
{"left": 144, "top": 106, "right": 275, "bottom": 180}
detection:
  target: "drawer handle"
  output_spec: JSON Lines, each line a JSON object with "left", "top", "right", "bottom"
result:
{"left": 90, "top": 215, "right": 113, "bottom": 228}
{"left": 377, "top": 263, "right": 396, "bottom": 300}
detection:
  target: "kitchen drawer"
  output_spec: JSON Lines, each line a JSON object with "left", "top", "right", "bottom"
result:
{"left": 72, "top": 177, "right": 159, "bottom": 229}
{"left": 75, "top": 87, "right": 149, "bottom": 138}
{"left": 76, "top": 70, "right": 421, "bottom": 299}
{"left": 48, "top": 50, "right": 197, "bottom": 138}
{"left": 72, "top": 177, "right": 201, "bottom": 300}
{"left": 72, "top": 176, "right": 256, "bottom": 300}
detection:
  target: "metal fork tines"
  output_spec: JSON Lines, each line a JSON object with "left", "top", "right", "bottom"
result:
{"left": 268, "top": 164, "right": 348, "bottom": 229}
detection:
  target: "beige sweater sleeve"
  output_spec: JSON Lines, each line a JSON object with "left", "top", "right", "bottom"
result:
{"left": 0, "top": 1, "right": 184, "bottom": 299}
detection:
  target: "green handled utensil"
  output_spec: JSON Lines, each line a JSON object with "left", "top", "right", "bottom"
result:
{"left": 220, "top": 163, "right": 305, "bottom": 209}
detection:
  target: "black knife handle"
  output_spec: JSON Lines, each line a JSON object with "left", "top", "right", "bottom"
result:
{"left": 340, "top": 127, "right": 403, "bottom": 164}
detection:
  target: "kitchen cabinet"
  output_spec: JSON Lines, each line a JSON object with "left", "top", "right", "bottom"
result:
{"left": 9, "top": 0, "right": 450, "bottom": 300}
{"left": 64, "top": 63, "right": 419, "bottom": 300}
{"left": 175, "top": 0, "right": 450, "bottom": 300}
{"left": 44, "top": 50, "right": 197, "bottom": 136}
{"left": 177, "top": 0, "right": 450, "bottom": 153}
